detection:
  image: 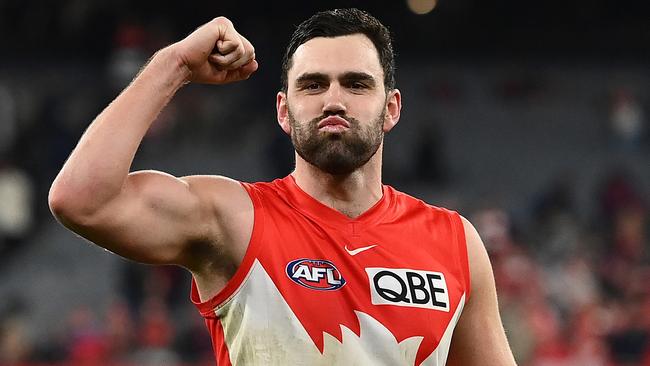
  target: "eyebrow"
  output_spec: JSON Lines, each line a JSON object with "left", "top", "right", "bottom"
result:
{"left": 339, "top": 72, "right": 376, "bottom": 87}
{"left": 295, "top": 72, "right": 329, "bottom": 86}
{"left": 295, "top": 71, "right": 377, "bottom": 87}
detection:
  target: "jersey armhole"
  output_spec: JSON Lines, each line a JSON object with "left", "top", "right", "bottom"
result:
{"left": 451, "top": 211, "right": 471, "bottom": 301}
{"left": 190, "top": 181, "right": 266, "bottom": 318}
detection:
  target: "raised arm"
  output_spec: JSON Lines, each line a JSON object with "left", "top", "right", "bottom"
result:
{"left": 48, "top": 17, "right": 257, "bottom": 270}
{"left": 447, "top": 216, "right": 517, "bottom": 365}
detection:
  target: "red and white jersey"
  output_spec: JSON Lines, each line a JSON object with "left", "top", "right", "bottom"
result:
{"left": 191, "top": 175, "right": 471, "bottom": 365}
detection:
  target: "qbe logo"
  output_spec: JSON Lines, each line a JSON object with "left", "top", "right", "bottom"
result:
{"left": 286, "top": 259, "right": 346, "bottom": 291}
{"left": 366, "top": 267, "right": 449, "bottom": 312}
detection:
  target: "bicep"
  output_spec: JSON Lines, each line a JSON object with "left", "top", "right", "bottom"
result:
{"left": 65, "top": 171, "right": 222, "bottom": 267}
{"left": 447, "top": 216, "right": 517, "bottom": 366}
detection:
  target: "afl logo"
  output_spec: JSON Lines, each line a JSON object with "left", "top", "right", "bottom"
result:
{"left": 286, "top": 258, "right": 346, "bottom": 291}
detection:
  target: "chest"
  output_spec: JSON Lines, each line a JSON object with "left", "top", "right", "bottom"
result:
{"left": 253, "top": 210, "right": 466, "bottom": 352}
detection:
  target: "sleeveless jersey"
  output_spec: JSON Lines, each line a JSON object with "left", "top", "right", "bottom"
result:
{"left": 191, "top": 175, "right": 470, "bottom": 366}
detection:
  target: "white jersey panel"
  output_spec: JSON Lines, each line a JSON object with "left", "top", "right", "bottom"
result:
{"left": 216, "top": 259, "right": 465, "bottom": 365}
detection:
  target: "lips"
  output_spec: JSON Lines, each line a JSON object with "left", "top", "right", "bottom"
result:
{"left": 317, "top": 116, "right": 351, "bottom": 129}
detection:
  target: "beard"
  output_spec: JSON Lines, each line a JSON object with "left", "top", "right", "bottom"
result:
{"left": 288, "top": 106, "right": 386, "bottom": 175}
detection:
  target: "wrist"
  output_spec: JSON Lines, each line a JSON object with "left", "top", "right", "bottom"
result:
{"left": 145, "top": 46, "right": 192, "bottom": 90}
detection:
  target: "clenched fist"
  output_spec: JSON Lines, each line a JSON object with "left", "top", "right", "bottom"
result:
{"left": 169, "top": 17, "right": 258, "bottom": 84}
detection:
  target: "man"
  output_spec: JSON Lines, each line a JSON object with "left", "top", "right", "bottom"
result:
{"left": 49, "top": 8, "right": 516, "bottom": 365}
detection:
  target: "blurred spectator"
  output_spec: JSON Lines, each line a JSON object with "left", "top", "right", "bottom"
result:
{"left": 529, "top": 174, "right": 586, "bottom": 264}
{"left": 0, "top": 316, "right": 33, "bottom": 364}
{"left": 108, "top": 22, "right": 149, "bottom": 92}
{"left": 119, "top": 263, "right": 189, "bottom": 317}
{"left": 609, "top": 88, "right": 646, "bottom": 152}
{"left": 532, "top": 175, "right": 576, "bottom": 226}
{"left": 612, "top": 204, "right": 647, "bottom": 262}
{"left": 606, "top": 295, "right": 650, "bottom": 365}
{"left": 104, "top": 300, "right": 135, "bottom": 363}
{"left": 65, "top": 305, "right": 108, "bottom": 365}
{"left": 597, "top": 169, "right": 646, "bottom": 229}
{"left": 129, "top": 296, "right": 181, "bottom": 365}
{"left": 0, "top": 298, "right": 34, "bottom": 365}
{"left": 0, "top": 160, "right": 34, "bottom": 260}
{"left": 546, "top": 255, "right": 599, "bottom": 316}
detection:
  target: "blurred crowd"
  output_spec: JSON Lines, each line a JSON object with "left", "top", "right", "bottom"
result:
{"left": 0, "top": 265, "right": 213, "bottom": 365}
{"left": 473, "top": 170, "right": 649, "bottom": 365}
{"left": 1, "top": 2, "right": 649, "bottom": 366}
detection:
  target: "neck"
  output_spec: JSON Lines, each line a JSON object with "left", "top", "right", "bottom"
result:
{"left": 291, "top": 144, "right": 384, "bottom": 218}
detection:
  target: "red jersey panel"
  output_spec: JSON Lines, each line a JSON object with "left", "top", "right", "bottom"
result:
{"left": 191, "top": 175, "right": 470, "bottom": 365}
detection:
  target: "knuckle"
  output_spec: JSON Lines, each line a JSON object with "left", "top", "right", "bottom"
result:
{"left": 213, "top": 16, "right": 232, "bottom": 26}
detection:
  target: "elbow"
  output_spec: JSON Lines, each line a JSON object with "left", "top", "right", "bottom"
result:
{"left": 48, "top": 181, "right": 76, "bottom": 223}
{"left": 48, "top": 180, "right": 98, "bottom": 227}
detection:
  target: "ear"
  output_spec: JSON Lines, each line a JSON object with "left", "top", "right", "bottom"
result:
{"left": 383, "top": 89, "right": 401, "bottom": 133}
{"left": 276, "top": 91, "right": 291, "bottom": 135}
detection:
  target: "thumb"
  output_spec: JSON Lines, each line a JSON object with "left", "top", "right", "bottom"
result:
{"left": 215, "top": 39, "right": 238, "bottom": 55}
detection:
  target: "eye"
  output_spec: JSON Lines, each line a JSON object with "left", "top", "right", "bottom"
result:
{"left": 299, "top": 82, "right": 324, "bottom": 92}
{"left": 350, "top": 81, "right": 368, "bottom": 89}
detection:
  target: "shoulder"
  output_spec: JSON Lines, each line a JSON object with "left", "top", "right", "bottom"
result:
{"left": 457, "top": 215, "right": 493, "bottom": 301}
{"left": 179, "top": 175, "right": 254, "bottom": 223}
{"left": 180, "top": 174, "right": 243, "bottom": 189}
{"left": 457, "top": 215, "right": 485, "bottom": 261}
{"left": 181, "top": 174, "right": 249, "bottom": 202}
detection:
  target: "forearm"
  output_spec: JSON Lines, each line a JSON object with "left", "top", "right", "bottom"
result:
{"left": 50, "top": 47, "right": 189, "bottom": 214}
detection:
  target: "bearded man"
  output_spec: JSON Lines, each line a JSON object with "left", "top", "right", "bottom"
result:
{"left": 49, "top": 8, "right": 516, "bottom": 366}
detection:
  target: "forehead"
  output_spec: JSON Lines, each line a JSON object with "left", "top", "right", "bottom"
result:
{"left": 288, "top": 34, "right": 383, "bottom": 83}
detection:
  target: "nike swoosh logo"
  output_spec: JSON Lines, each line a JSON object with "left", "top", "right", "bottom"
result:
{"left": 344, "top": 244, "right": 378, "bottom": 256}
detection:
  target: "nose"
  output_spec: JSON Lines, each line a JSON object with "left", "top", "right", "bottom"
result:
{"left": 322, "top": 83, "right": 347, "bottom": 115}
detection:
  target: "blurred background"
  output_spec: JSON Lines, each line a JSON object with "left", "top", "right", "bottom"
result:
{"left": 0, "top": 0, "right": 649, "bottom": 365}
